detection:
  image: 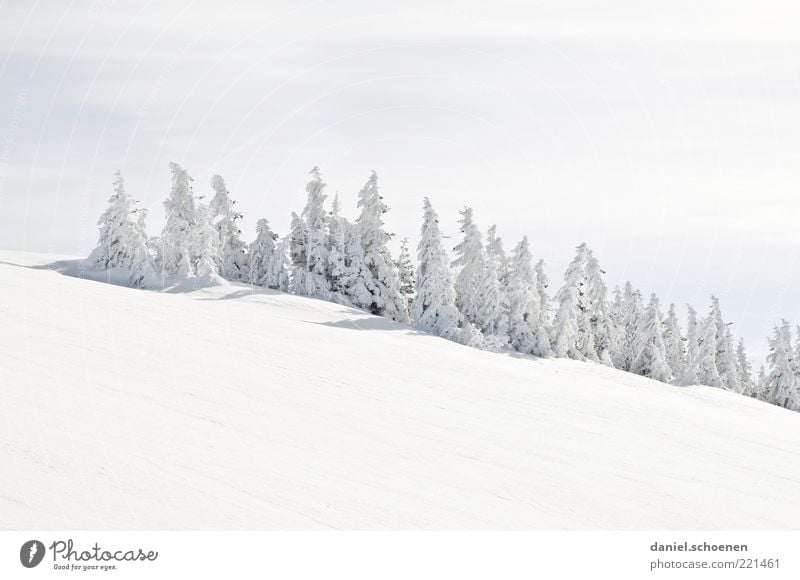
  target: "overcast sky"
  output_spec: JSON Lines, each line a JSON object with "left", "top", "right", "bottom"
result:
{"left": 1, "top": 0, "right": 799, "bottom": 360}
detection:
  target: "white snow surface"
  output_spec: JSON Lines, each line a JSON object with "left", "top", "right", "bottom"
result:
{"left": 1, "top": 251, "right": 799, "bottom": 530}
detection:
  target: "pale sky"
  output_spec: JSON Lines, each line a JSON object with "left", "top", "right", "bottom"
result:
{"left": 1, "top": 0, "right": 799, "bottom": 360}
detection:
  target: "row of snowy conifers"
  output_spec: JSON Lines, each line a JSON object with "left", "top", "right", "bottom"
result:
{"left": 88, "top": 163, "right": 798, "bottom": 413}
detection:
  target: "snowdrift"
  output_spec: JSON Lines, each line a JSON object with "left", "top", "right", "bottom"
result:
{"left": 1, "top": 251, "right": 799, "bottom": 529}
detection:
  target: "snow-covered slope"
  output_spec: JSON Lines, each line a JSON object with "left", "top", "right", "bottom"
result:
{"left": 1, "top": 251, "right": 799, "bottom": 530}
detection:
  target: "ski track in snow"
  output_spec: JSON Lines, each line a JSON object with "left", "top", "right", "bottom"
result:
{"left": 1, "top": 251, "right": 799, "bottom": 529}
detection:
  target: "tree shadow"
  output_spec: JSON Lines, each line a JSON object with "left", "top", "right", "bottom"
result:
{"left": 309, "top": 316, "right": 427, "bottom": 335}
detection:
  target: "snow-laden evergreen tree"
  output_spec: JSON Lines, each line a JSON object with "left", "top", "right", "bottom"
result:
{"left": 354, "top": 171, "right": 408, "bottom": 322}
{"left": 486, "top": 224, "right": 509, "bottom": 286}
{"left": 474, "top": 239, "right": 508, "bottom": 342}
{"left": 697, "top": 314, "right": 724, "bottom": 388}
{"left": 552, "top": 244, "right": 588, "bottom": 360}
{"left": 396, "top": 237, "right": 415, "bottom": 310}
{"left": 341, "top": 220, "right": 374, "bottom": 311}
{"left": 764, "top": 325, "right": 799, "bottom": 410}
{"left": 756, "top": 364, "right": 767, "bottom": 400}
{"left": 288, "top": 211, "right": 309, "bottom": 294}
{"left": 634, "top": 293, "right": 671, "bottom": 382}
{"left": 298, "top": 167, "right": 330, "bottom": 298}
{"left": 506, "top": 236, "right": 551, "bottom": 356}
{"left": 612, "top": 282, "right": 643, "bottom": 371}
{"left": 249, "top": 218, "right": 276, "bottom": 287}
{"left": 735, "top": 338, "right": 755, "bottom": 397}
{"left": 128, "top": 204, "right": 159, "bottom": 288}
{"left": 663, "top": 303, "right": 686, "bottom": 379}
{"left": 326, "top": 193, "right": 348, "bottom": 301}
{"left": 208, "top": 175, "right": 248, "bottom": 280}
{"left": 272, "top": 237, "right": 291, "bottom": 292}
{"left": 451, "top": 207, "right": 485, "bottom": 325}
{"left": 682, "top": 304, "right": 701, "bottom": 385}
{"left": 709, "top": 296, "right": 739, "bottom": 391}
{"left": 160, "top": 162, "right": 196, "bottom": 277}
{"left": 88, "top": 171, "right": 154, "bottom": 280}
{"left": 190, "top": 199, "right": 221, "bottom": 281}
{"left": 534, "top": 259, "right": 551, "bottom": 335}
{"left": 584, "top": 249, "right": 613, "bottom": 365}
{"left": 413, "top": 197, "right": 461, "bottom": 340}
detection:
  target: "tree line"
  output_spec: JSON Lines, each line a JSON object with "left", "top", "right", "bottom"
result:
{"left": 87, "top": 163, "right": 799, "bottom": 413}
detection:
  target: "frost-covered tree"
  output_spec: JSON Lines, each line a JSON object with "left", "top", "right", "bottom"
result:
{"left": 396, "top": 237, "right": 415, "bottom": 309}
{"left": 451, "top": 207, "right": 485, "bottom": 325}
{"left": 474, "top": 240, "right": 508, "bottom": 342}
{"left": 663, "top": 303, "right": 686, "bottom": 379}
{"left": 288, "top": 211, "right": 309, "bottom": 294}
{"left": 633, "top": 294, "right": 671, "bottom": 382}
{"left": 611, "top": 282, "right": 643, "bottom": 371}
{"left": 506, "top": 236, "right": 551, "bottom": 356}
{"left": 697, "top": 314, "right": 724, "bottom": 388}
{"left": 735, "top": 338, "right": 754, "bottom": 397}
{"left": 208, "top": 175, "right": 248, "bottom": 280}
{"left": 355, "top": 171, "right": 408, "bottom": 322}
{"left": 160, "top": 162, "right": 197, "bottom": 277}
{"left": 552, "top": 244, "right": 589, "bottom": 360}
{"left": 88, "top": 171, "right": 158, "bottom": 288}
{"left": 341, "top": 220, "right": 374, "bottom": 311}
{"left": 486, "top": 224, "right": 509, "bottom": 286}
{"left": 585, "top": 249, "right": 613, "bottom": 364}
{"left": 272, "top": 238, "right": 291, "bottom": 292}
{"left": 298, "top": 167, "right": 330, "bottom": 298}
{"left": 756, "top": 364, "right": 767, "bottom": 400}
{"left": 326, "top": 193, "right": 348, "bottom": 301}
{"left": 534, "top": 259, "right": 551, "bottom": 334}
{"left": 249, "top": 218, "right": 276, "bottom": 287}
{"left": 682, "top": 304, "right": 701, "bottom": 385}
{"left": 190, "top": 199, "right": 221, "bottom": 281}
{"left": 764, "top": 325, "right": 798, "bottom": 410}
{"left": 710, "top": 296, "right": 739, "bottom": 391}
{"left": 413, "top": 197, "right": 460, "bottom": 340}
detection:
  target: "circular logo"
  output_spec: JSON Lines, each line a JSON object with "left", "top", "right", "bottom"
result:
{"left": 20, "top": 540, "right": 45, "bottom": 568}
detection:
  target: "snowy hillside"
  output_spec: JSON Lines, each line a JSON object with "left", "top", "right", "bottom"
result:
{"left": 1, "top": 250, "right": 800, "bottom": 530}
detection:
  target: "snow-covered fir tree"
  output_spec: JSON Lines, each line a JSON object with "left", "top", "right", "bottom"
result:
{"left": 288, "top": 211, "right": 309, "bottom": 294}
{"left": 271, "top": 238, "right": 291, "bottom": 292}
{"left": 552, "top": 244, "right": 588, "bottom": 360}
{"left": 735, "top": 338, "right": 754, "bottom": 397}
{"left": 160, "top": 162, "right": 196, "bottom": 278}
{"left": 584, "top": 249, "right": 613, "bottom": 364}
{"left": 341, "top": 220, "right": 374, "bottom": 311}
{"left": 634, "top": 293, "right": 671, "bottom": 382}
{"left": 249, "top": 218, "right": 276, "bottom": 287}
{"left": 413, "top": 197, "right": 460, "bottom": 340}
{"left": 682, "top": 304, "right": 701, "bottom": 385}
{"left": 396, "top": 237, "right": 415, "bottom": 309}
{"left": 663, "top": 303, "right": 686, "bottom": 380}
{"left": 354, "top": 171, "right": 408, "bottom": 322}
{"left": 190, "top": 198, "right": 221, "bottom": 281}
{"left": 764, "top": 325, "right": 798, "bottom": 410}
{"left": 88, "top": 171, "right": 159, "bottom": 288}
{"left": 326, "top": 193, "right": 348, "bottom": 301}
{"left": 474, "top": 237, "right": 508, "bottom": 342}
{"left": 297, "top": 167, "right": 330, "bottom": 298}
{"left": 208, "top": 174, "right": 248, "bottom": 280}
{"left": 710, "top": 296, "right": 740, "bottom": 392}
{"left": 451, "top": 207, "right": 485, "bottom": 326}
{"left": 506, "top": 236, "right": 551, "bottom": 356}
{"left": 611, "top": 282, "right": 643, "bottom": 371}
{"left": 697, "top": 313, "right": 724, "bottom": 389}
{"left": 486, "top": 224, "right": 509, "bottom": 287}
{"left": 534, "top": 259, "right": 551, "bottom": 334}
